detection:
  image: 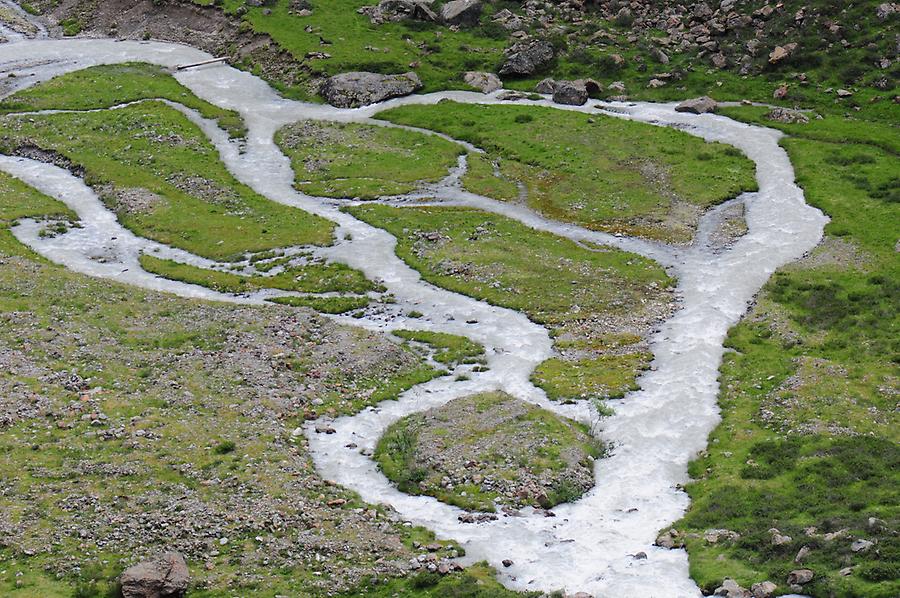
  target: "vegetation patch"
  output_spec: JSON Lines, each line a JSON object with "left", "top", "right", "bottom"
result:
{"left": 531, "top": 353, "right": 651, "bottom": 402}
{"left": 672, "top": 110, "right": 899, "bottom": 598}
{"left": 0, "top": 62, "right": 246, "bottom": 138}
{"left": 139, "top": 253, "right": 376, "bottom": 295}
{"left": 376, "top": 101, "right": 758, "bottom": 242}
{"left": 0, "top": 102, "right": 335, "bottom": 261}
{"left": 375, "top": 392, "right": 602, "bottom": 512}
{"left": 393, "top": 329, "right": 486, "bottom": 368}
{"left": 348, "top": 203, "right": 673, "bottom": 403}
{"left": 276, "top": 120, "right": 462, "bottom": 199}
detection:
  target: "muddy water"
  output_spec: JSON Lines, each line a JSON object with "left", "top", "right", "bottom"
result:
{"left": 0, "top": 37, "right": 827, "bottom": 597}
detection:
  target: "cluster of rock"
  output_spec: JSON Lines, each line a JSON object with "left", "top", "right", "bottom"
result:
{"left": 534, "top": 77, "right": 602, "bottom": 105}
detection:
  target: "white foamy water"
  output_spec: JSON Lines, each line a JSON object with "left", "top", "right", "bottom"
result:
{"left": 0, "top": 37, "right": 826, "bottom": 597}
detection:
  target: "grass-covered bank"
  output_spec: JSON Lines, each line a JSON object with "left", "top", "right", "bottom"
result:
{"left": 377, "top": 101, "right": 757, "bottom": 242}
{"left": 375, "top": 392, "right": 602, "bottom": 512}
{"left": 0, "top": 62, "right": 246, "bottom": 138}
{"left": 671, "top": 111, "right": 899, "bottom": 597}
{"left": 348, "top": 203, "right": 674, "bottom": 403}
{"left": 0, "top": 101, "right": 333, "bottom": 261}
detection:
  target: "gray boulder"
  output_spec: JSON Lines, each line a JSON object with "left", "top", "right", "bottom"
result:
{"left": 464, "top": 71, "right": 502, "bottom": 93}
{"left": 552, "top": 80, "right": 588, "bottom": 106}
{"left": 441, "top": 0, "right": 482, "bottom": 26}
{"left": 321, "top": 71, "right": 423, "bottom": 108}
{"left": 499, "top": 40, "right": 554, "bottom": 76}
{"left": 121, "top": 552, "right": 189, "bottom": 598}
{"left": 364, "top": 0, "right": 436, "bottom": 24}
{"left": 534, "top": 78, "right": 557, "bottom": 94}
{"left": 750, "top": 581, "right": 778, "bottom": 598}
{"left": 675, "top": 96, "right": 718, "bottom": 114}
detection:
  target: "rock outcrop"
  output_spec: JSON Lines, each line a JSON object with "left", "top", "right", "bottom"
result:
{"left": 320, "top": 71, "right": 422, "bottom": 108}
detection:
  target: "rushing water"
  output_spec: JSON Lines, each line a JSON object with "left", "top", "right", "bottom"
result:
{"left": 0, "top": 36, "right": 827, "bottom": 597}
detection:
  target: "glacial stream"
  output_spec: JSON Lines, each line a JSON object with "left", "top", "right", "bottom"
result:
{"left": 0, "top": 35, "right": 827, "bottom": 597}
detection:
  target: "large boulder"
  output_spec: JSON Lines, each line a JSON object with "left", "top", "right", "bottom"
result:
{"left": 441, "top": 0, "right": 482, "bottom": 26}
{"left": 534, "top": 78, "right": 557, "bottom": 94}
{"left": 499, "top": 40, "right": 554, "bottom": 76}
{"left": 320, "top": 71, "right": 423, "bottom": 108}
{"left": 675, "top": 96, "right": 718, "bottom": 114}
{"left": 552, "top": 80, "right": 588, "bottom": 105}
{"left": 463, "top": 71, "right": 502, "bottom": 93}
{"left": 120, "top": 552, "right": 189, "bottom": 598}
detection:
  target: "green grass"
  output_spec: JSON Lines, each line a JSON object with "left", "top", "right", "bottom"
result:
{"left": 462, "top": 153, "right": 521, "bottom": 202}
{"left": 531, "top": 353, "right": 651, "bottom": 402}
{"left": 276, "top": 120, "right": 463, "bottom": 198}
{"left": 348, "top": 203, "right": 672, "bottom": 402}
{"left": 266, "top": 294, "right": 370, "bottom": 314}
{"left": 0, "top": 102, "right": 334, "bottom": 260}
{"left": 0, "top": 63, "right": 246, "bottom": 138}
{"left": 377, "top": 101, "right": 757, "bottom": 242}
{"left": 375, "top": 392, "right": 601, "bottom": 512}
{"left": 673, "top": 109, "right": 899, "bottom": 597}
{"left": 393, "top": 330, "right": 486, "bottom": 367}
{"left": 139, "top": 253, "right": 376, "bottom": 295}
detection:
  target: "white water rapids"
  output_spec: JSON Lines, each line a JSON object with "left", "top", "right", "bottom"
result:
{"left": 0, "top": 35, "right": 827, "bottom": 597}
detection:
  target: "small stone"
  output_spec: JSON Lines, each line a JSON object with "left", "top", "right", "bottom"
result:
{"left": 794, "top": 545, "right": 810, "bottom": 563}
{"left": 502, "top": 559, "right": 513, "bottom": 567}
{"left": 714, "top": 578, "right": 751, "bottom": 597}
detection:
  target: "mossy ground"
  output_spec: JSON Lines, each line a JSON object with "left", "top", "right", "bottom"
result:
{"left": 377, "top": 101, "right": 757, "bottom": 242}
{"left": 348, "top": 203, "right": 674, "bottom": 403}
{"left": 672, "top": 110, "right": 899, "bottom": 597}
{"left": 375, "top": 392, "right": 601, "bottom": 512}
{"left": 276, "top": 120, "right": 463, "bottom": 199}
